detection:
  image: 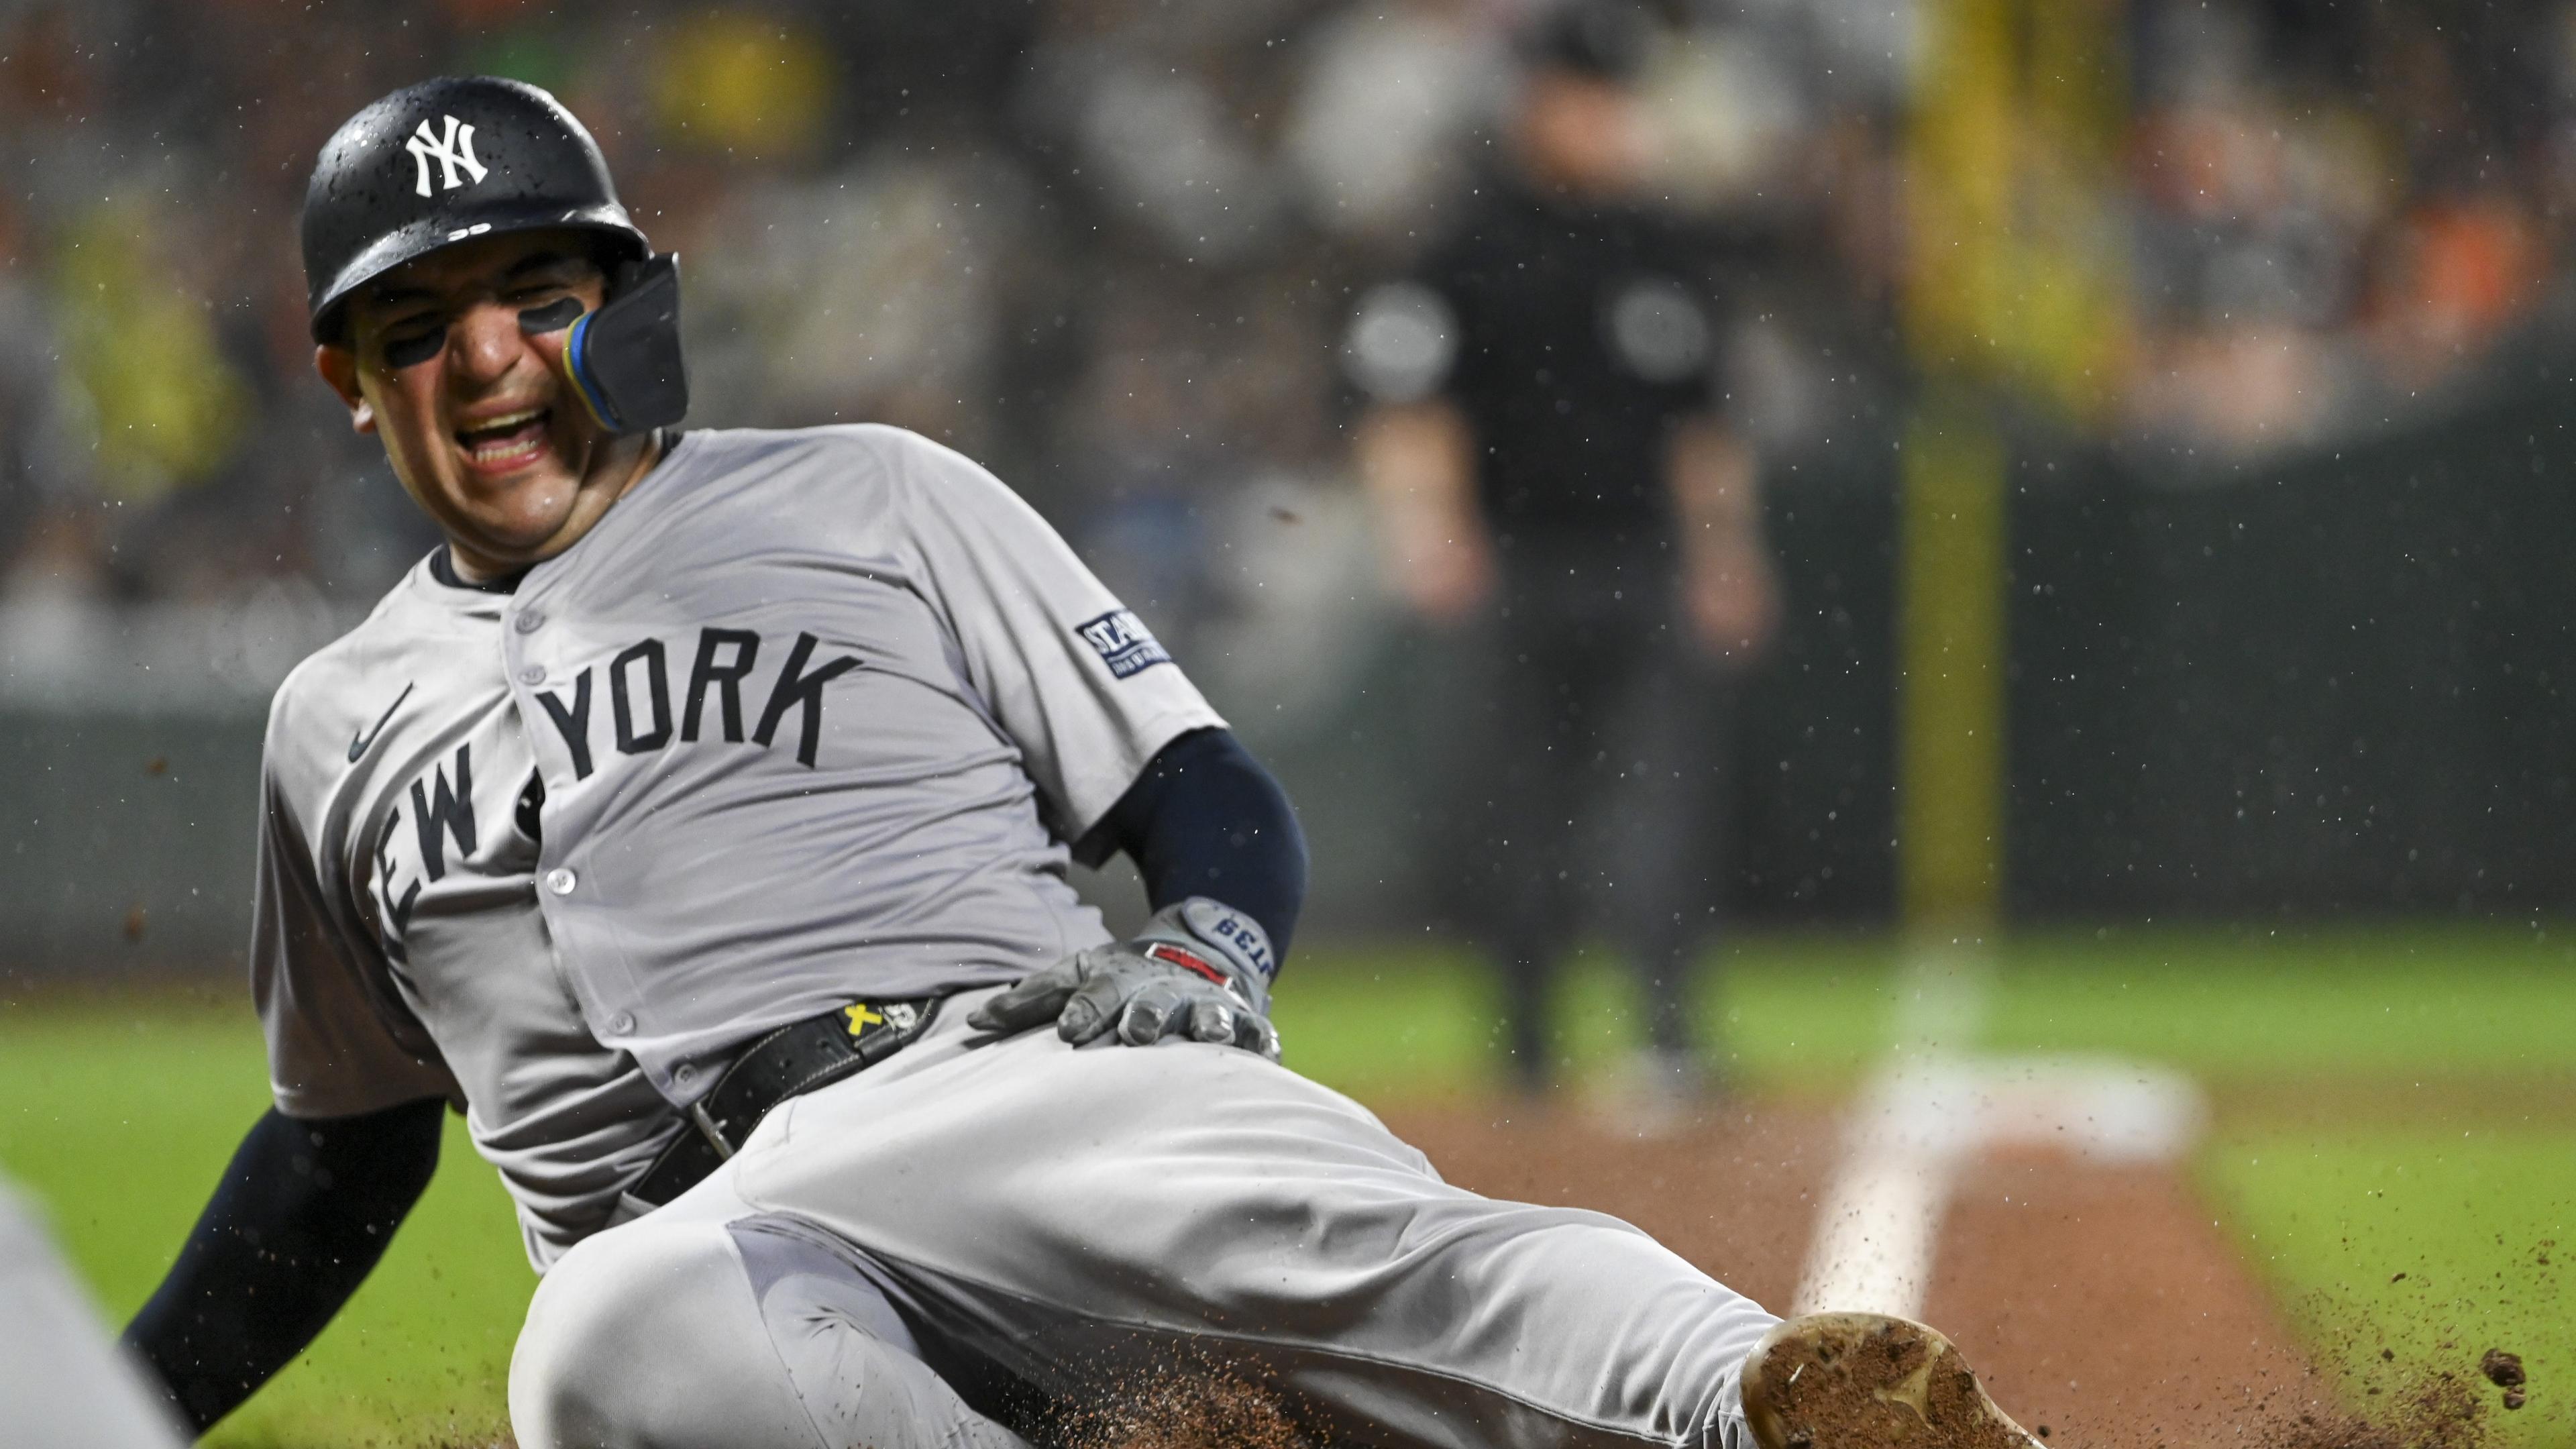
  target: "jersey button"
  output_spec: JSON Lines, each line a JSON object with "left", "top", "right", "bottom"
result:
{"left": 514, "top": 609, "right": 545, "bottom": 633}
{"left": 518, "top": 664, "right": 547, "bottom": 685}
{"left": 608, "top": 1011, "right": 636, "bottom": 1035}
{"left": 674, "top": 1063, "right": 698, "bottom": 1087}
{"left": 545, "top": 867, "right": 578, "bottom": 895}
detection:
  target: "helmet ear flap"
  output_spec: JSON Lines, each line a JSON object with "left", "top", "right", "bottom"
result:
{"left": 559, "top": 254, "right": 689, "bottom": 435}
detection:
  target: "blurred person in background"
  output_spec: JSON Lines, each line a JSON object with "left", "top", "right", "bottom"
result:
{"left": 1348, "top": 0, "right": 1778, "bottom": 1116}
{"left": 0, "top": 190, "right": 93, "bottom": 598}
{"left": 2119, "top": 1, "right": 2560, "bottom": 457}
{"left": 1055, "top": 272, "right": 1237, "bottom": 651}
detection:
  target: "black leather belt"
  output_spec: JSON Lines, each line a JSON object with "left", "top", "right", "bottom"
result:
{"left": 629, "top": 996, "right": 942, "bottom": 1208}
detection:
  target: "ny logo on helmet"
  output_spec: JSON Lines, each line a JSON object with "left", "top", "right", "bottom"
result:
{"left": 405, "top": 115, "right": 488, "bottom": 197}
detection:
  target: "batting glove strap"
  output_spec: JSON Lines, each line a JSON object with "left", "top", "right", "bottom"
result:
{"left": 1133, "top": 898, "right": 1276, "bottom": 1004}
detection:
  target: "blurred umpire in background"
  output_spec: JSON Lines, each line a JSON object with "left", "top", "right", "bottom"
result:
{"left": 1347, "top": 0, "right": 1779, "bottom": 1108}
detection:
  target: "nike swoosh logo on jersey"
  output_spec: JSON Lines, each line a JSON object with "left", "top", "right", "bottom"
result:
{"left": 347, "top": 682, "right": 416, "bottom": 763}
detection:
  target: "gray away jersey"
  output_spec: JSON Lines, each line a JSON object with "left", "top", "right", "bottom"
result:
{"left": 253, "top": 425, "right": 1223, "bottom": 1267}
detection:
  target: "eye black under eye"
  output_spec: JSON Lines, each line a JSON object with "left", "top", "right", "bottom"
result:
{"left": 519, "top": 296, "right": 584, "bottom": 334}
{"left": 382, "top": 326, "right": 446, "bottom": 368}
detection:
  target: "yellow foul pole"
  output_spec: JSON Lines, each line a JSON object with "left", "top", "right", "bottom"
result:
{"left": 1897, "top": 0, "right": 2125, "bottom": 933}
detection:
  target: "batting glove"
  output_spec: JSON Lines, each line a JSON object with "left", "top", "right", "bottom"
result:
{"left": 967, "top": 898, "right": 1281, "bottom": 1060}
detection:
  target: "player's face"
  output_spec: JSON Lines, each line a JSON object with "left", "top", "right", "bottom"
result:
{"left": 315, "top": 229, "right": 646, "bottom": 578}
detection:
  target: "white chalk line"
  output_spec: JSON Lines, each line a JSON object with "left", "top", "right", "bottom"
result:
{"left": 1789, "top": 941, "right": 2204, "bottom": 1320}
{"left": 1790, "top": 939, "right": 1992, "bottom": 1317}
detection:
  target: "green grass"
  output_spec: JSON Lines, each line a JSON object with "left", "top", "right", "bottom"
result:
{"left": 0, "top": 994, "right": 525, "bottom": 1447}
{"left": 1279, "top": 923, "right": 2576, "bottom": 1097}
{"left": 4, "top": 925, "right": 2573, "bottom": 1444}
{"left": 1976, "top": 924, "right": 2576, "bottom": 1083}
{"left": 2202, "top": 1126, "right": 2576, "bottom": 1446}
{"left": 1270, "top": 933, "right": 1903, "bottom": 1097}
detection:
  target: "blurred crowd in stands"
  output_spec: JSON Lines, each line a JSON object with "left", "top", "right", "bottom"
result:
{"left": 0, "top": 0, "right": 2569, "bottom": 627}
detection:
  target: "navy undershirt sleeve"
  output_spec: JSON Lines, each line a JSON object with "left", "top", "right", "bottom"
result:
{"left": 125, "top": 1099, "right": 444, "bottom": 1434}
{"left": 1078, "top": 727, "right": 1308, "bottom": 963}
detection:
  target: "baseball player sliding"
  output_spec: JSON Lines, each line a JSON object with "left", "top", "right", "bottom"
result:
{"left": 119, "top": 78, "right": 2045, "bottom": 1449}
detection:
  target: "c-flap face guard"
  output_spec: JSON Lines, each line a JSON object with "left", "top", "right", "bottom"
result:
{"left": 529, "top": 252, "right": 690, "bottom": 435}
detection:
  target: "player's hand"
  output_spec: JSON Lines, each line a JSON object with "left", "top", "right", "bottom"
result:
{"left": 967, "top": 898, "right": 1282, "bottom": 1060}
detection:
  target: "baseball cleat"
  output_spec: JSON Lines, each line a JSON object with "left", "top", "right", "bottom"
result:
{"left": 1739, "top": 1312, "right": 2044, "bottom": 1448}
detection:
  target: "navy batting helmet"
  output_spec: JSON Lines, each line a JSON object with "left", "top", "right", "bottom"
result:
{"left": 301, "top": 75, "right": 648, "bottom": 345}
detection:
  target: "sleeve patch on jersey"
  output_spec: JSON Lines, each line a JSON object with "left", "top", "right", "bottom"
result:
{"left": 1076, "top": 610, "right": 1172, "bottom": 680}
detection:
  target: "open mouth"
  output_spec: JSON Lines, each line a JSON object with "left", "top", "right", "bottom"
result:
{"left": 455, "top": 407, "right": 553, "bottom": 471}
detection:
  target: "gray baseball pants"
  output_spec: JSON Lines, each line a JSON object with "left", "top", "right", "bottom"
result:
{"left": 511, "top": 987, "right": 1776, "bottom": 1449}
